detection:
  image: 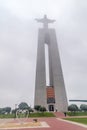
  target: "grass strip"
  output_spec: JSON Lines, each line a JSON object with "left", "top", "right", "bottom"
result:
{"left": 0, "top": 112, "right": 55, "bottom": 118}
{"left": 66, "top": 112, "right": 87, "bottom": 116}
{"left": 64, "top": 118, "right": 87, "bottom": 125}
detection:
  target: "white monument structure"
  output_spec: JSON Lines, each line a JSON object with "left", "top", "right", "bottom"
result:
{"left": 34, "top": 15, "right": 68, "bottom": 111}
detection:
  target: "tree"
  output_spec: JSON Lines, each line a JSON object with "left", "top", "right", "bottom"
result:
{"left": 0, "top": 108, "right": 5, "bottom": 114}
{"left": 18, "top": 102, "right": 29, "bottom": 110}
{"left": 0, "top": 107, "right": 11, "bottom": 114}
{"left": 68, "top": 104, "right": 78, "bottom": 112}
{"left": 34, "top": 105, "right": 41, "bottom": 111}
{"left": 4, "top": 107, "right": 11, "bottom": 114}
{"left": 12, "top": 109, "right": 16, "bottom": 114}
{"left": 12, "top": 108, "right": 18, "bottom": 114}
{"left": 28, "top": 107, "right": 34, "bottom": 113}
{"left": 39, "top": 106, "right": 46, "bottom": 112}
{"left": 0, "top": 108, "right": 2, "bottom": 114}
{"left": 80, "top": 104, "right": 87, "bottom": 111}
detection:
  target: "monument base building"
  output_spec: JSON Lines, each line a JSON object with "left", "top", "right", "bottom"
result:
{"left": 34, "top": 15, "right": 68, "bottom": 112}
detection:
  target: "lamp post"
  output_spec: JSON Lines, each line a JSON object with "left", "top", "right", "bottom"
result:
{"left": 14, "top": 104, "right": 17, "bottom": 119}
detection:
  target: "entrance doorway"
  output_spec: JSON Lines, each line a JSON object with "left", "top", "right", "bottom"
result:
{"left": 49, "top": 105, "right": 54, "bottom": 111}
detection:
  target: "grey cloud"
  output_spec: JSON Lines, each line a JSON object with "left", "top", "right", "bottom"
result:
{"left": 0, "top": 0, "right": 87, "bottom": 108}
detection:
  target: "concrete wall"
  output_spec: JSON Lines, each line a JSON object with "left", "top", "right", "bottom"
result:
{"left": 34, "top": 28, "right": 68, "bottom": 111}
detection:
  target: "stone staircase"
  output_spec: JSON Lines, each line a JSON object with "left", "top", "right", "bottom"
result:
{"left": 53, "top": 112, "right": 65, "bottom": 118}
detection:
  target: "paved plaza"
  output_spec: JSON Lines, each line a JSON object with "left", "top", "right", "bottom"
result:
{"left": 0, "top": 117, "right": 87, "bottom": 130}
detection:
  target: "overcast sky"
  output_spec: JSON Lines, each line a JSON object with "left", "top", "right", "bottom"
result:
{"left": 0, "top": 0, "right": 87, "bottom": 109}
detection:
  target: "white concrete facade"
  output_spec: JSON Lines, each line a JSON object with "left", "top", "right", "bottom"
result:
{"left": 34, "top": 28, "right": 68, "bottom": 112}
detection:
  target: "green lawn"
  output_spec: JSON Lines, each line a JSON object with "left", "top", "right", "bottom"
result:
{"left": 29, "top": 112, "right": 55, "bottom": 117}
{"left": 67, "top": 111, "right": 87, "bottom": 116}
{"left": 64, "top": 118, "right": 87, "bottom": 125}
{"left": 0, "top": 114, "right": 15, "bottom": 118}
{"left": 0, "top": 112, "right": 55, "bottom": 118}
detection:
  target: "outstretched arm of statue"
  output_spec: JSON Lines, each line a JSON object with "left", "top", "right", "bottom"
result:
{"left": 47, "top": 18, "right": 55, "bottom": 23}
{"left": 35, "top": 18, "right": 44, "bottom": 23}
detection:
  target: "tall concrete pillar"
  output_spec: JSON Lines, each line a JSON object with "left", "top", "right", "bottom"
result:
{"left": 34, "top": 29, "right": 47, "bottom": 108}
{"left": 34, "top": 15, "right": 68, "bottom": 112}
